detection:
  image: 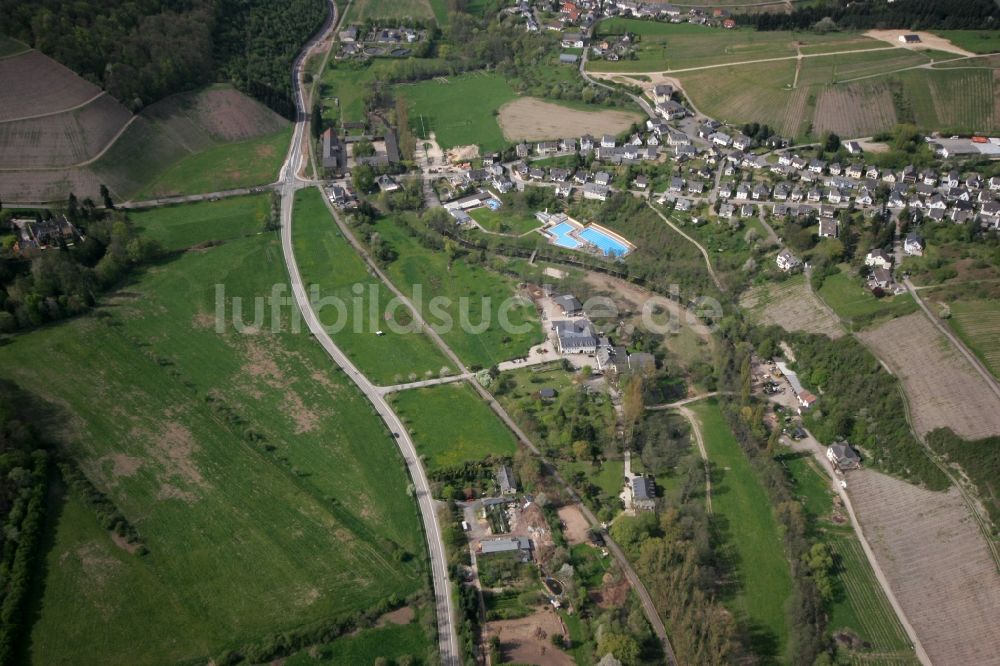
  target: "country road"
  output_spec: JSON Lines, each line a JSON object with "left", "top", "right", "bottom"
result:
{"left": 275, "top": 2, "right": 460, "bottom": 663}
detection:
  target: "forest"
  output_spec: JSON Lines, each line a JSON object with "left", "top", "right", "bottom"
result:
{"left": 0, "top": 0, "right": 327, "bottom": 115}
{"left": 747, "top": 0, "right": 999, "bottom": 31}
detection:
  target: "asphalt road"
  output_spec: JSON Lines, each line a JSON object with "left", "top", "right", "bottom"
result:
{"left": 276, "top": 2, "right": 460, "bottom": 663}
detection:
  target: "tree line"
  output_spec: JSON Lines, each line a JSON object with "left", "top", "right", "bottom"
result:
{"left": 745, "top": 0, "right": 999, "bottom": 32}
{"left": 1, "top": 0, "right": 327, "bottom": 115}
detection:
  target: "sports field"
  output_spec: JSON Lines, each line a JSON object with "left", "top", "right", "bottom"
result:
{"left": 292, "top": 188, "right": 451, "bottom": 385}
{"left": 373, "top": 214, "right": 544, "bottom": 369}
{"left": 130, "top": 194, "right": 269, "bottom": 252}
{"left": 1, "top": 204, "right": 427, "bottom": 664}
{"left": 390, "top": 382, "right": 518, "bottom": 470}
{"left": 947, "top": 299, "right": 1000, "bottom": 380}
{"left": 691, "top": 400, "right": 792, "bottom": 658}
{"left": 344, "top": 0, "right": 433, "bottom": 22}
{"left": 397, "top": 73, "right": 517, "bottom": 151}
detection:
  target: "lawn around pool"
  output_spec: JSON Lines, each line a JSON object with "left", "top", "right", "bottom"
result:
{"left": 391, "top": 382, "right": 518, "bottom": 470}
{"left": 468, "top": 206, "right": 542, "bottom": 235}
{"left": 292, "top": 188, "right": 451, "bottom": 385}
{"left": 3, "top": 204, "right": 427, "bottom": 664}
{"left": 691, "top": 400, "right": 792, "bottom": 659}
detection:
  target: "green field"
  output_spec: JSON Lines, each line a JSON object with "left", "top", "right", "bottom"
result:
{"left": 2, "top": 206, "right": 427, "bottom": 664}
{"left": 135, "top": 127, "right": 290, "bottom": 199}
{"left": 397, "top": 73, "right": 517, "bottom": 151}
{"left": 932, "top": 30, "right": 1000, "bottom": 54}
{"left": 344, "top": 0, "right": 434, "bottom": 22}
{"left": 563, "top": 459, "right": 625, "bottom": 497}
{"left": 284, "top": 622, "right": 431, "bottom": 665}
{"left": 373, "top": 214, "right": 544, "bottom": 369}
{"left": 691, "top": 400, "right": 792, "bottom": 658}
{"left": 817, "top": 267, "right": 918, "bottom": 327}
{"left": 947, "top": 299, "right": 1000, "bottom": 379}
{"left": 130, "top": 194, "right": 269, "bottom": 252}
{"left": 894, "top": 66, "right": 999, "bottom": 133}
{"left": 468, "top": 206, "right": 541, "bottom": 235}
{"left": 391, "top": 382, "right": 518, "bottom": 470}
{"left": 779, "top": 451, "right": 835, "bottom": 521}
{"left": 589, "top": 21, "right": 885, "bottom": 73}
{"left": 292, "top": 188, "right": 451, "bottom": 384}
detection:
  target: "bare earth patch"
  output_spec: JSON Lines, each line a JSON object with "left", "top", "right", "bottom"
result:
{"left": 847, "top": 469, "right": 1000, "bottom": 665}
{"left": 740, "top": 277, "right": 844, "bottom": 339}
{"left": 858, "top": 312, "right": 1000, "bottom": 439}
{"left": 484, "top": 608, "right": 572, "bottom": 666}
{"left": 557, "top": 504, "right": 591, "bottom": 546}
{"left": 864, "top": 30, "right": 975, "bottom": 57}
{"left": 498, "top": 97, "right": 642, "bottom": 142}
{"left": 376, "top": 606, "right": 416, "bottom": 627}
{"left": 591, "top": 571, "right": 629, "bottom": 609}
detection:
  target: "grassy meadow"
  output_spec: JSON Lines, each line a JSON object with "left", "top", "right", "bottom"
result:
{"left": 468, "top": 206, "right": 541, "bottom": 235}
{"left": 932, "top": 30, "right": 1000, "bottom": 54}
{"left": 135, "top": 127, "right": 291, "bottom": 199}
{"left": 396, "top": 73, "right": 517, "bottom": 151}
{"left": 284, "top": 621, "right": 430, "bottom": 664}
{"left": 5, "top": 202, "right": 428, "bottom": 664}
{"left": 691, "top": 400, "right": 792, "bottom": 658}
{"left": 373, "top": 214, "right": 544, "bottom": 369}
{"left": 129, "top": 194, "right": 269, "bottom": 251}
{"left": 817, "top": 267, "right": 917, "bottom": 327}
{"left": 390, "top": 382, "right": 518, "bottom": 470}
{"left": 344, "top": 0, "right": 434, "bottom": 23}
{"left": 292, "top": 188, "right": 451, "bottom": 384}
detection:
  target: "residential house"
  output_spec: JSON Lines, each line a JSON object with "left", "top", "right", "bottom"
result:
{"left": 601, "top": 134, "right": 616, "bottom": 148}
{"left": 818, "top": 218, "right": 839, "bottom": 238}
{"left": 497, "top": 465, "right": 517, "bottom": 495}
{"left": 553, "top": 319, "right": 599, "bottom": 353}
{"left": 871, "top": 265, "right": 893, "bottom": 289}
{"left": 865, "top": 248, "right": 893, "bottom": 269}
{"left": 845, "top": 140, "right": 862, "bottom": 154}
{"left": 554, "top": 294, "right": 583, "bottom": 316}
{"left": 903, "top": 232, "right": 924, "bottom": 256}
{"left": 631, "top": 477, "right": 656, "bottom": 511}
{"left": 594, "top": 171, "right": 612, "bottom": 186}
{"left": 776, "top": 248, "right": 801, "bottom": 272}
{"left": 583, "top": 182, "right": 609, "bottom": 201}
{"left": 827, "top": 442, "right": 861, "bottom": 470}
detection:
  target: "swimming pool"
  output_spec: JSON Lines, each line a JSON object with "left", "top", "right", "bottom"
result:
{"left": 547, "top": 222, "right": 582, "bottom": 249}
{"left": 577, "top": 227, "right": 631, "bottom": 257}
{"left": 485, "top": 198, "right": 502, "bottom": 210}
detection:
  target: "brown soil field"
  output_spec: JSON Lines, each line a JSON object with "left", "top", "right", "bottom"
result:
{"left": 813, "top": 81, "right": 898, "bottom": 138}
{"left": 557, "top": 504, "right": 590, "bottom": 546}
{"left": 864, "top": 30, "right": 976, "bottom": 57}
{"left": 147, "top": 86, "right": 288, "bottom": 143}
{"left": 498, "top": 98, "right": 642, "bottom": 142}
{"left": 0, "top": 167, "right": 105, "bottom": 205}
{"left": 741, "top": 276, "right": 845, "bottom": 339}
{"left": 0, "top": 94, "right": 131, "bottom": 168}
{"left": 858, "top": 312, "right": 1000, "bottom": 440}
{"left": 847, "top": 469, "right": 1000, "bottom": 665}
{"left": 0, "top": 50, "right": 103, "bottom": 121}
{"left": 484, "top": 607, "right": 572, "bottom": 666}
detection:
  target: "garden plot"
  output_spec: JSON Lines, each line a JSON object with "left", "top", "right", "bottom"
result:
{"left": 847, "top": 469, "right": 1000, "bottom": 666}
{"left": 858, "top": 312, "right": 1000, "bottom": 440}
{"left": 740, "top": 275, "right": 844, "bottom": 339}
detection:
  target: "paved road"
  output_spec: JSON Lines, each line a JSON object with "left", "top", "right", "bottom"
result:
{"left": 275, "top": 2, "right": 460, "bottom": 664}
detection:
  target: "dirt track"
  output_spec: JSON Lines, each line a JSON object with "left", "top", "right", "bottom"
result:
{"left": 847, "top": 469, "right": 1000, "bottom": 665}
{"left": 497, "top": 97, "right": 641, "bottom": 141}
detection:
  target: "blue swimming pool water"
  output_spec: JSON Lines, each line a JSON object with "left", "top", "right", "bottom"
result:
{"left": 548, "top": 222, "right": 581, "bottom": 248}
{"left": 577, "top": 227, "right": 630, "bottom": 257}
{"left": 485, "top": 198, "right": 502, "bottom": 210}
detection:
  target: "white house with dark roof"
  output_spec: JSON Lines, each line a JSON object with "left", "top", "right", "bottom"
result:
{"left": 827, "top": 442, "right": 861, "bottom": 470}
{"left": 776, "top": 249, "right": 801, "bottom": 272}
{"left": 865, "top": 248, "right": 892, "bottom": 269}
{"left": 553, "top": 320, "right": 598, "bottom": 354}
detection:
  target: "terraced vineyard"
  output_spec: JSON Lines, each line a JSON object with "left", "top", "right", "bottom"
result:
{"left": 813, "top": 82, "right": 898, "bottom": 138}
{"left": 896, "top": 67, "right": 998, "bottom": 132}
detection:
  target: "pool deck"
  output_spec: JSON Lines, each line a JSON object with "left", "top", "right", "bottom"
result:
{"left": 537, "top": 214, "right": 634, "bottom": 258}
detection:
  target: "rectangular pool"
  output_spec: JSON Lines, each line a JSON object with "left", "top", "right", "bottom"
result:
{"left": 577, "top": 227, "right": 630, "bottom": 257}
{"left": 548, "top": 222, "right": 582, "bottom": 249}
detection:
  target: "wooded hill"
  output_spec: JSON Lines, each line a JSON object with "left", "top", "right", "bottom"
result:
{"left": 0, "top": 0, "right": 327, "bottom": 117}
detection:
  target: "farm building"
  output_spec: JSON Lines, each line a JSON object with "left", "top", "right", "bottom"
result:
{"left": 797, "top": 391, "right": 817, "bottom": 413}
{"left": 480, "top": 537, "right": 532, "bottom": 559}
{"left": 10, "top": 216, "right": 79, "bottom": 254}
{"left": 553, "top": 294, "right": 583, "bottom": 316}
{"left": 898, "top": 34, "right": 921, "bottom": 44}
{"left": 631, "top": 477, "right": 656, "bottom": 511}
{"left": 321, "top": 128, "right": 344, "bottom": 172}
{"left": 826, "top": 442, "right": 861, "bottom": 470}
{"left": 497, "top": 465, "right": 517, "bottom": 495}
{"left": 553, "top": 319, "right": 598, "bottom": 354}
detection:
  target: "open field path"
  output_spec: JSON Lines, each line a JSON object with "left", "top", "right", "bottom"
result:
{"left": 276, "top": 1, "right": 461, "bottom": 663}
{"left": 646, "top": 391, "right": 721, "bottom": 410}
{"left": 645, "top": 200, "right": 725, "bottom": 293}
{"left": 377, "top": 373, "right": 473, "bottom": 395}
{"left": 119, "top": 185, "right": 278, "bottom": 209}
{"left": 677, "top": 406, "right": 712, "bottom": 514}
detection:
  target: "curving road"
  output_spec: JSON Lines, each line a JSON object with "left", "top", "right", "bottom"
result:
{"left": 277, "top": 2, "right": 460, "bottom": 664}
